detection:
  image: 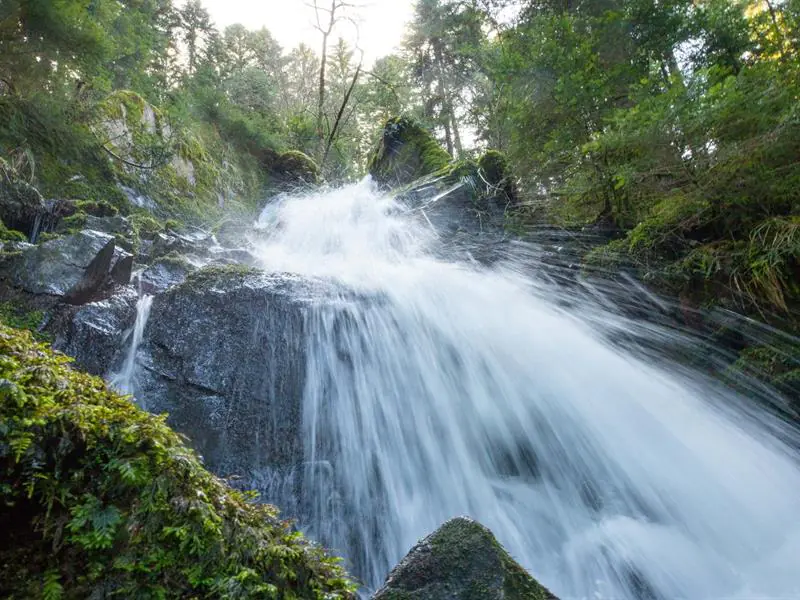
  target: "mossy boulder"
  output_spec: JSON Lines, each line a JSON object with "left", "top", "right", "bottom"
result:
{"left": 0, "top": 219, "right": 27, "bottom": 243}
{"left": 372, "top": 517, "right": 557, "bottom": 600}
{"left": 0, "top": 157, "right": 44, "bottom": 240}
{"left": 368, "top": 117, "right": 452, "bottom": 189}
{"left": 478, "top": 150, "right": 519, "bottom": 206}
{"left": 0, "top": 324, "right": 356, "bottom": 599}
{"left": 273, "top": 150, "right": 321, "bottom": 186}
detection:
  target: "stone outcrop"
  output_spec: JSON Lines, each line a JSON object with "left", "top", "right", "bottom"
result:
{"left": 373, "top": 517, "right": 557, "bottom": 600}
{"left": 368, "top": 117, "right": 451, "bottom": 189}
{"left": 0, "top": 229, "right": 131, "bottom": 303}
{"left": 50, "top": 285, "right": 139, "bottom": 376}
{"left": 272, "top": 150, "right": 321, "bottom": 187}
{"left": 134, "top": 266, "right": 352, "bottom": 482}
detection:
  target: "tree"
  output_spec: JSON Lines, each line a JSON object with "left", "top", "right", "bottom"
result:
{"left": 224, "top": 23, "right": 254, "bottom": 74}
{"left": 309, "top": 0, "right": 358, "bottom": 155}
{"left": 178, "top": 0, "right": 213, "bottom": 75}
{"left": 404, "top": 0, "right": 487, "bottom": 156}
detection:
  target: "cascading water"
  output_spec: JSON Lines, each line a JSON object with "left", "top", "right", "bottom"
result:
{"left": 254, "top": 179, "right": 800, "bottom": 599}
{"left": 110, "top": 293, "right": 153, "bottom": 400}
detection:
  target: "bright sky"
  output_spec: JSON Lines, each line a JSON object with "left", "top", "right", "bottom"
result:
{"left": 201, "top": 0, "right": 415, "bottom": 65}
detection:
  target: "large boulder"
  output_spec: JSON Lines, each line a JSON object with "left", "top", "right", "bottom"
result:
{"left": 373, "top": 517, "right": 557, "bottom": 600}
{"left": 133, "top": 266, "right": 353, "bottom": 486}
{"left": 368, "top": 117, "right": 451, "bottom": 189}
{"left": 49, "top": 285, "right": 139, "bottom": 376}
{"left": 0, "top": 158, "right": 44, "bottom": 240}
{"left": 0, "top": 230, "right": 130, "bottom": 303}
{"left": 477, "top": 150, "right": 519, "bottom": 207}
{"left": 272, "top": 150, "right": 321, "bottom": 187}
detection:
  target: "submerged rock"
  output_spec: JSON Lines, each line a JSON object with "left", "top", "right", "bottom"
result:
{"left": 0, "top": 229, "right": 121, "bottom": 303}
{"left": 368, "top": 117, "right": 451, "bottom": 188}
{"left": 373, "top": 517, "right": 557, "bottom": 600}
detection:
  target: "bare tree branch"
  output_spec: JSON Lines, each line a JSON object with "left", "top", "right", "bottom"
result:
{"left": 323, "top": 61, "right": 362, "bottom": 166}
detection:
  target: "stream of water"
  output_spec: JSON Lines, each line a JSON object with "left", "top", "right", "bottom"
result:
{"left": 253, "top": 179, "right": 800, "bottom": 599}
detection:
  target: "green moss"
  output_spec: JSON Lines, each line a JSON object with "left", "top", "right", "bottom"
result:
{"left": 72, "top": 199, "right": 119, "bottom": 218}
{"left": 0, "top": 324, "right": 356, "bottom": 599}
{"left": 55, "top": 212, "right": 88, "bottom": 234}
{"left": 36, "top": 231, "right": 61, "bottom": 243}
{"left": 368, "top": 117, "right": 452, "bottom": 188}
{"left": 99, "top": 90, "right": 149, "bottom": 126}
{"left": 274, "top": 151, "right": 321, "bottom": 185}
{"left": 376, "top": 518, "right": 555, "bottom": 600}
{"left": 0, "top": 301, "right": 47, "bottom": 340}
{"left": 182, "top": 264, "right": 262, "bottom": 292}
{"left": 154, "top": 251, "right": 194, "bottom": 270}
{"left": 129, "top": 212, "right": 164, "bottom": 240}
{"left": 732, "top": 342, "right": 800, "bottom": 396}
{"left": 0, "top": 220, "right": 27, "bottom": 243}
{"left": 477, "top": 151, "right": 507, "bottom": 186}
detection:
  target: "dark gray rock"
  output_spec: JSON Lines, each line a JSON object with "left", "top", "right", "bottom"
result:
{"left": 0, "top": 229, "right": 118, "bottom": 302}
{"left": 373, "top": 517, "right": 557, "bottom": 600}
{"left": 207, "top": 246, "right": 259, "bottom": 266}
{"left": 138, "top": 256, "right": 198, "bottom": 295}
{"left": 84, "top": 214, "right": 134, "bottom": 238}
{"left": 213, "top": 219, "right": 253, "bottom": 248}
{"left": 50, "top": 285, "right": 139, "bottom": 376}
{"left": 135, "top": 267, "right": 350, "bottom": 481}
{"left": 148, "top": 231, "right": 213, "bottom": 261}
{"left": 110, "top": 249, "right": 134, "bottom": 285}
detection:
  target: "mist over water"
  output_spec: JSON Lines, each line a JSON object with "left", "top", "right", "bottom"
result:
{"left": 254, "top": 179, "right": 800, "bottom": 599}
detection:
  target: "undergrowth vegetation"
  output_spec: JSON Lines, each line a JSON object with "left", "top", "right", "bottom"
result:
{"left": 0, "top": 324, "right": 355, "bottom": 599}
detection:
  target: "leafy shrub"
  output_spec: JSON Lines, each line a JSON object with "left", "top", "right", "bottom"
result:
{"left": 0, "top": 325, "right": 356, "bottom": 599}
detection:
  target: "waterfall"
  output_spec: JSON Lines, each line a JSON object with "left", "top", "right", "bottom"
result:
{"left": 253, "top": 179, "right": 800, "bottom": 599}
{"left": 110, "top": 293, "right": 153, "bottom": 401}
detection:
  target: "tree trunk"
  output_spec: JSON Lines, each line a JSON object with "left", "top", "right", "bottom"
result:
{"left": 433, "top": 41, "right": 455, "bottom": 156}
{"left": 450, "top": 107, "right": 463, "bottom": 156}
{"left": 323, "top": 63, "right": 361, "bottom": 167}
{"left": 317, "top": 31, "right": 329, "bottom": 145}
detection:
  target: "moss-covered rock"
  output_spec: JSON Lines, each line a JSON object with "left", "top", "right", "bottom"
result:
{"left": 273, "top": 150, "right": 321, "bottom": 186}
{"left": 0, "top": 324, "right": 356, "bottom": 599}
{"left": 0, "top": 299, "right": 47, "bottom": 339}
{"left": 0, "top": 157, "right": 44, "bottom": 240}
{"left": 0, "top": 219, "right": 27, "bottom": 243}
{"left": 373, "top": 517, "right": 557, "bottom": 600}
{"left": 368, "top": 117, "right": 452, "bottom": 189}
{"left": 478, "top": 150, "right": 519, "bottom": 206}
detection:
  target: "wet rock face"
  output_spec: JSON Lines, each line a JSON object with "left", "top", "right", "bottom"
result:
{"left": 139, "top": 256, "right": 198, "bottom": 295}
{"left": 373, "top": 517, "right": 557, "bottom": 600}
{"left": 50, "top": 285, "right": 139, "bottom": 376}
{"left": 135, "top": 267, "right": 349, "bottom": 482}
{"left": 0, "top": 229, "right": 131, "bottom": 303}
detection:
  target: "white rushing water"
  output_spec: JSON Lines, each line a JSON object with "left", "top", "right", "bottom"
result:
{"left": 254, "top": 179, "right": 800, "bottom": 599}
{"left": 110, "top": 293, "right": 153, "bottom": 401}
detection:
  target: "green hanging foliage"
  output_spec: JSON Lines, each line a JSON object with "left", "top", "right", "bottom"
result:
{"left": 0, "top": 324, "right": 357, "bottom": 599}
